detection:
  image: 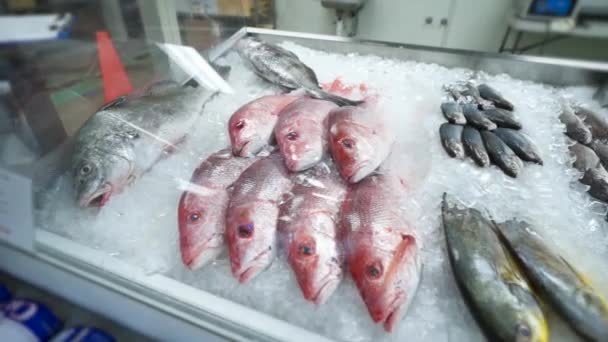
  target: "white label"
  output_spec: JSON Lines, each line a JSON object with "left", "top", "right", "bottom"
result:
{"left": 0, "top": 168, "right": 33, "bottom": 251}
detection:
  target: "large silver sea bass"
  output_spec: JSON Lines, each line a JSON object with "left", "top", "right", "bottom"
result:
{"left": 72, "top": 82, "right": 214, "bottom": 207}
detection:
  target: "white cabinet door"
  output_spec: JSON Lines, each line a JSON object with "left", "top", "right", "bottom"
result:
{"left": 356, "top": 0, "right": 452, "bottom": 47}
{"left": 444, "top": 0, "right": 511, "bottom": 52}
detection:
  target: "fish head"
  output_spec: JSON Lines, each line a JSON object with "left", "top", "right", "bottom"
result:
{"left": 178, "top": 191, "right": 226, "bottom": 270}
{"left": 72, "top": 150, "right": 132, "bottom": 208}
{"left": 349, "top": 232, "right": 420, "bottom": 332}
{"left": 226, "top": 201, "right": 278, "bottom": 283}
{"left": 329, "top": 116, "right": 382, "bottom": 183}
{"left": 275, "top": 117, "right": 326, "bottom": 172}
{"left": 228, "top": 110, "right": 272, "bottom": 157}
{"left": 287, "top": 214, "right": 343, "bottom": 304}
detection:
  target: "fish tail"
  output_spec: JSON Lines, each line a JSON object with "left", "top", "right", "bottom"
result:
{"left": 306, "top": 88, "right": 364, "bottom": 107}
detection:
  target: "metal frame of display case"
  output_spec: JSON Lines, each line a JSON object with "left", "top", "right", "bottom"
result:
{"left": 1, "top": 27, "right": 607, "bottom": 342}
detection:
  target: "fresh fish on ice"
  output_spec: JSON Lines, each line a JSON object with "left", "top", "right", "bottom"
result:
{"left": 274, "top": 98, "right": 338, "bottom": 172}
{"left": 72, "top": 82, "right": 214, "bottom": 208}
{"left": 278, "top": 163, "right": 347, "bottom": 304}
{"left": 328, "top": 105, "right": 393, "bottom": 183}
{"left": 591, "top": 140, "right": 608, "bottom": 169}
{"left": 493, "top": 128, "right": 543, "bottom": 165}
{"left": 178, "top": 149, "right": 257, "bottom": 270}
{"left": 478, "top": 84, "right": 514, "bottom": 111}
{"left": 225, "top": 153, "right": 293, "bottom": 283}
{"left": 497, "top": 220, "right": 608, "bottom": 342}
{"left": 441, "top": 196, "right": 547, "bottom": 342}
{"left": 341, "top": 173, "right": 420, "bottom": 332}
{"left": 574, "top": 105, "right": 608, "bottom": 140}
{"left": 236, "top": 37, "right": 362, "bottom": 107}
{"left": 439, "top": 123, "right": 465, "bottom": 159}
{"left": 560, "top": 104, "right": 592, "bottom": 145}
{"left": 228, "top": 95, "right": 301, "bottom": 157}
{"left": 581, "top": 166, "right": 608, "bottom": 203}
{"left": 482, "top": 108, "right": 522, "bottom": 130}
{"left": 462, "top": 126, "right": 490, "bottom": 167}
{"left": 569, "top": 142, "right": 600, "bottom": 172}
{"left": 463, "top": 104, "right": 497, "bottom": 130}
{"left": 440, "top": 102, "right": 466, "bottom": 124}
{"left": 481, "top": 130, "right": 523, "bottom": 178}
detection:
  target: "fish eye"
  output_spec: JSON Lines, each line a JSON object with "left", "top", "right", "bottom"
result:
{"left": 189, "top": 212, "right": 201, "bottom": 222}
{"left": 80, "top": 163, "right": 92, "bottom": 175}
{"left": 237, "top": 223, "right": 254, "bottom": 238}
{"left": 235, "top": 120, "right": 245, "bottom": 130}
{"left": 286, "top": 132, "right": 298, "bottom": 141}
{"left": 298, "top": 240, "right": 315, "bottom": 256}
{"left": 341, "top": 138, "right": 355, "bottom": 149}
{"left": 365, "top": 261, "right": 383, "bottom": 279}
{"left": 516, "top": 323, "right": 531, "bottom": 338}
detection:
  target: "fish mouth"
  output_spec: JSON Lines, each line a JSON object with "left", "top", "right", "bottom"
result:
{"left": 80, "top": 184, "right": 112, "bottom": 208}
{"left": 233, "top": 249, "right": 271, "bottom": 283}
{"left": 346, "top": 162, "right": 370, "bottom": 183}
{"left": 233, "top": 141, "right": 251, "bottom": 157}
{"left": 380, "top": 293, "right": 406, "bottom": 332}
{"left": 182, "top": 236, "right": 223, "bottom": 270}
{"left": 309, "top": 276, "right": 341, "bottom": 305}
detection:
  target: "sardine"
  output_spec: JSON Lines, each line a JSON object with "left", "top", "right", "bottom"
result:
{"left": 481, "top": 130, "right": 523, "bottom": 178}
{"left": 441, "top": 102, "right": 466, "bottom": 124}
{"left": 462, "top": 126, "right": 490, "bottom": 167}
{"left": 72, "top": 82, "right": 214, "bottom": 208}
{"left": 569, "top": 142, "right": 600, "bottom": 172}
{"left": 478, "top": 84, "right": 514, "bottom": 111}
{"left": 574, "top": 106, "right": 608, "bottom": 140}
{"left": 228, "top": 95, "right": 301, "bottom": 157}
{"left": 463, "top": 104, "right": 497, "bottom": 130}
{"left": 441, "top": 196, "right": 547, "bottom": 342}
{"left": 328, "top": 105, "right": 393, "bottom": 183}
{"left": 497, "top": 220, "right": 608, "bottom": 341}
{"left": 274, "top": 98, "right": 338, "bottom": 172}
{"left": 178, "top": 149, "right": 257, "bottom": 270}
{"left": 225, "top": 153, "right": 293, "bottom": 283}
{"left": 482, "top": 108, "right": 522, "bottom": 130}
{"left": 236, "top": 37, "right": 362, "bottom": 107}
{"left": 278, "top": 163, "right": 347, "bottom": 304}
{"left": 560, "top": 105, "right": 592, "bottom": 145}
{"left": 493, "top": 128, "right": 543, "bottom": 165}
{"left": 439, "top": 123, "right": 465, "bottom": 159}
{"left": 342, "top": 174, "right": 420, "bottom": 332}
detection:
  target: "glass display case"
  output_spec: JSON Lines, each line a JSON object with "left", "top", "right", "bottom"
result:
{"left": 1, "top": 1, "right": 608, "bottom": 341}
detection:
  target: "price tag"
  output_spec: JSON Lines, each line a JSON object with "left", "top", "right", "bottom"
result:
{"left": 0, "top": 167, "right": 34, "bottom": 251}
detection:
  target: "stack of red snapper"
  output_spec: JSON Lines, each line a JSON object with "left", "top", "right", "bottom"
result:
{"left": 178, "top": 91, "right": 421, "bottom": 332}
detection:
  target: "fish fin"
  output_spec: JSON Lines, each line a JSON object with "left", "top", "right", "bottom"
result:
{"left": 306, "top": 88, "right": 364, "bottom": 107}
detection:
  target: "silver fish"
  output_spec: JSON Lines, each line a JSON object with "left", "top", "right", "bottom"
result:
{"left": 462, "top": 126, "right": 490, "bottom": 167}
{"left": 478, "top": 84, "right": 514, "bottom": 111}
{"left": 493, "top": 128, "right": 543, "bottom": 165}
{"left": 439, "top": 123, "right": 465, "bottom": 159}
{"left": 482, "top": 108, "right": 522, "bottom": 130}
{"left": 463, "top": 104, "right": 497, "bottom": 131}
{"left": 441, "top": 102, "right": 466, "bottom": 124}
{"left": 560, "top": 104, "right": 592, "bottom": 145}
{"left": 481, "top": 130, "right": 523, "bottom": 178}
{"left": 574, "top": 106, "right": 608, "bottom": 140}
{"left": 236, "top": 37, "right": 362, "bottom": 107}
{"left": 497, "top": 220, "right": 608, "bottom": 341}
{"left": 569, "top": 142, "right": 600, "bottom": 172}
{"left": 72, "top": 82, "right": 214, "bottom": 207}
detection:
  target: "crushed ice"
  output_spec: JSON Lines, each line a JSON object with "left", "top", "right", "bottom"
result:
{"left": 37, "top": 41, "right": 608, "bottom": 342}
